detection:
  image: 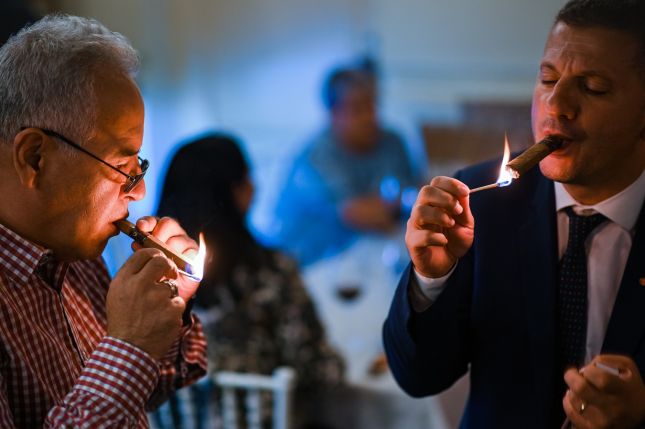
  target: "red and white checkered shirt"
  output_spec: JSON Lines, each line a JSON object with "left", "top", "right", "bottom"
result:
{"left": 0, "top": 222, "right": 208, "bottom": 428}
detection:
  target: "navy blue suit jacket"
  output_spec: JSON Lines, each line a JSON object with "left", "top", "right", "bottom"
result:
{"left": 383, "top": 159, "right": 645, "bottom": 428}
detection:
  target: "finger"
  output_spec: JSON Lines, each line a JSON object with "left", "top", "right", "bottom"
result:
{"left": 175, "top": 276, "right": 200, "bottom": 301}
{"left": 582, "top": 363, "right": 623, "bottom": 393}
{"left": 563, "top": 390, "right": 592, "bottom": 429}
{"left": 593, "top": 354, "right": 635, "bottom": 380}
{"left": 164, "top": 234, "right": 199, "bottom": 256}
{"left": 182, "top": 247, "right": 198, "bottom": 260}
{"left": 411, "top": 204, "right": 456, "bottom": 230}
{"left": 150, "top": 294, "right": 185, "bottom": 330}
{"left": 429, "top": 176, "right": 470, "bottom": 197}
{"left": 416, "top": 184, "right": 464, "bottom": 216}
{"left": 431, "top": 177, "right": 469, "bottom": 215}
{"left": 407, "top": 228, "right": 449, "bottom": 248}
{"left": 136, "top": 252, "right": 176, "bottom": 283}
{"left": 165, "top": 264, "right": 180, "bottom": 280}
{"left": 147, "top": 216, "right": 189, "bottom": 244}
{"left": 135, "top": 215, "right": 159, "bottom": 232}
{"left": 167, "top": 296, "right": 187, "bottom": 320}
{"left": 117, "top": 248, "right": 165, "bottom": 277}
{"left": 565, "top": 367, "right": 600, "bottom": 406}
{"left": 454, "top": 194, "right": 474, "bottom": 228}
{"left": 171, "top": 296, "right": 186, "bottom": 312}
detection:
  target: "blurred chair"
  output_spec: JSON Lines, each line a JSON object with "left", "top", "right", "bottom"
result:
{"left": 213, "top": 367, "right": 296, "bottom": 429}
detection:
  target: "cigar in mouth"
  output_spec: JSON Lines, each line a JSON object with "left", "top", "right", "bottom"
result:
{"left": 505, "top": 136, "right": 564, "bottom": 178}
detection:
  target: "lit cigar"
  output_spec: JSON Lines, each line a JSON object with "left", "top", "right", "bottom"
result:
{"left": 115, "top": 219, "right": 200, "bottom": 280}
{"left": 505, "top": 135, "right": 563, "bottom": 179}
{"left": 469, "top": 135, "right": 563, "bottom": 195}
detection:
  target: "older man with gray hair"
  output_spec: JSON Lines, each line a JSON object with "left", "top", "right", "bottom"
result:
{"left": 0, "top": 14, "right": 207, "bottom": 428}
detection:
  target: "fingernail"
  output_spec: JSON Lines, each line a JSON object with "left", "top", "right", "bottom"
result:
{"left": 184, "top": 249, "right": 198, "bottom": 259}
{"left": 454, "top": 202, "right": 463, "bottom": 214}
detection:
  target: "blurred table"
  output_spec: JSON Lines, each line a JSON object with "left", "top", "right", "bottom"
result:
{"left": 301, "top": 233, "right": 450, "bottom": 429}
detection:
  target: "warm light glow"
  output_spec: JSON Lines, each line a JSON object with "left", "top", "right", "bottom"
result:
{"left": 496, "top": 134, "right": 514, "bottom": 187}
{"left": 191, "top": 233, "right": 207, "bottom": 281}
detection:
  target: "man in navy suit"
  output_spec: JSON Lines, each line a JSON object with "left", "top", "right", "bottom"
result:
{"left": 383, "top": 0, "right": 645, "bottom": 427}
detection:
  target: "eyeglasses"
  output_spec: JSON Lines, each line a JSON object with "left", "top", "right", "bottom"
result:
{"left": 24, "top": 127, "right": 149, "bottom": 193}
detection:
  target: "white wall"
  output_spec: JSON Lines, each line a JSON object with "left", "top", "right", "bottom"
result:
{"left": 375, "top": 0, "right": 564, "bottom": 119}
{"left": 57, "top": 0, "right": 566, "bottom": 269}
{"left": 61, "top": 0, "right": 370, "bottom": 224}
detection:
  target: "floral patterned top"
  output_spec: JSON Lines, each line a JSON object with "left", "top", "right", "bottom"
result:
{"left": 195, "top": 249, "right": 345, "bottom": 395}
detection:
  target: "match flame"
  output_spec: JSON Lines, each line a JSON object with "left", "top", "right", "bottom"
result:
{"left": 179, "top": 233, "right": 207, "bottom": 281}
{"left": 191, "top": 233, "right": 207, "bottom": 281}
{"left": 496, "top": 134, "right": 514, "bottom": 187}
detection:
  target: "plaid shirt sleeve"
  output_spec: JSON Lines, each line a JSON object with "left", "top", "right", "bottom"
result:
{"left": 44, "top": 337, "right": 159, "bottom": 428}
{"left": 43, "top": 313, "right": 207, "bottom": 426}
{"left": 0, "top": 376, "right": 17, "bottom": 429}
{"left": 146, "top": 313, "right": 208, "bottom": 410}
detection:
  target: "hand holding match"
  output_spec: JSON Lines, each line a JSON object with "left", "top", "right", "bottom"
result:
{"left": 114, "top": 219, "right": 202, "bottom": 281}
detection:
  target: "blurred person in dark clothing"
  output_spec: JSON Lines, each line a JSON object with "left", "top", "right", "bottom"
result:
{"left": 154, "top": 133, "right": 345, "bottom": 429}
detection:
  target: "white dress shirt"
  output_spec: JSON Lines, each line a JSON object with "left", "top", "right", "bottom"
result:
{"left": 412, "top": 168, "right": 645, "bottom": 363}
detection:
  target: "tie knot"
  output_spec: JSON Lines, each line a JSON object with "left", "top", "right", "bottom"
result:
{"left": 564, "top": 207, "right": 607, "bottom": 244}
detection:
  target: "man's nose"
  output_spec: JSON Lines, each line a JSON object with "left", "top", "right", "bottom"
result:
{"left": 546, "top": 80, "right": 578, "bottom": 121}
{"left": 126, "top": 178, "right": 146, "bottom": 201}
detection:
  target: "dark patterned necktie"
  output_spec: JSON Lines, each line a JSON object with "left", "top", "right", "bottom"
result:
{"left": 558, "top": 207, "right": 607, "bottom": 367}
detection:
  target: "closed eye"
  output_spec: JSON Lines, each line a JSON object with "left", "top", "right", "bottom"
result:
{"left": 584, "top": 86, "right": 608, "bottom": 95}
{"left": 581, "top": 80, "right": 609, "bottom": 96}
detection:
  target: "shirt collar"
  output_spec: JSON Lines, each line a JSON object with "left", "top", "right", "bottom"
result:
{"left": 554, "top": 168, "right": 645, "bottom": 232}
{"left": 0, "top": 222, "right": 61, "bottom": 287}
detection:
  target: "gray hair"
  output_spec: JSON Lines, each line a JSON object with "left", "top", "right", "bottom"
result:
{"left": 0, "top": 14, "right": 140, "bottom": 144}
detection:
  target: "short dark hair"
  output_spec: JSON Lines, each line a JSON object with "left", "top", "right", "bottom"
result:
{"left": 556, "top": 0, "right": 645, "bottom": 71}
{"left": 321, "top": 67, "right": 375, "bottom": 111}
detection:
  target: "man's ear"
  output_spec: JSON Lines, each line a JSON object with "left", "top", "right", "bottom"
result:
{"left": 13, "top": 128, "right": 47, "bottom": 188}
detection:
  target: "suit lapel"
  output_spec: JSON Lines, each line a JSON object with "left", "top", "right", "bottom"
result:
{"left": 602, "top": 201, "right": 645, "bottom": 358}
{"left": 517, "top": 174, "right": 559, "bottom": 413}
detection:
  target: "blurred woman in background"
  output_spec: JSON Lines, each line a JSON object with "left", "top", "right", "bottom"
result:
{"left": 154, "top": 133, "right": 344, "bottom": 429}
